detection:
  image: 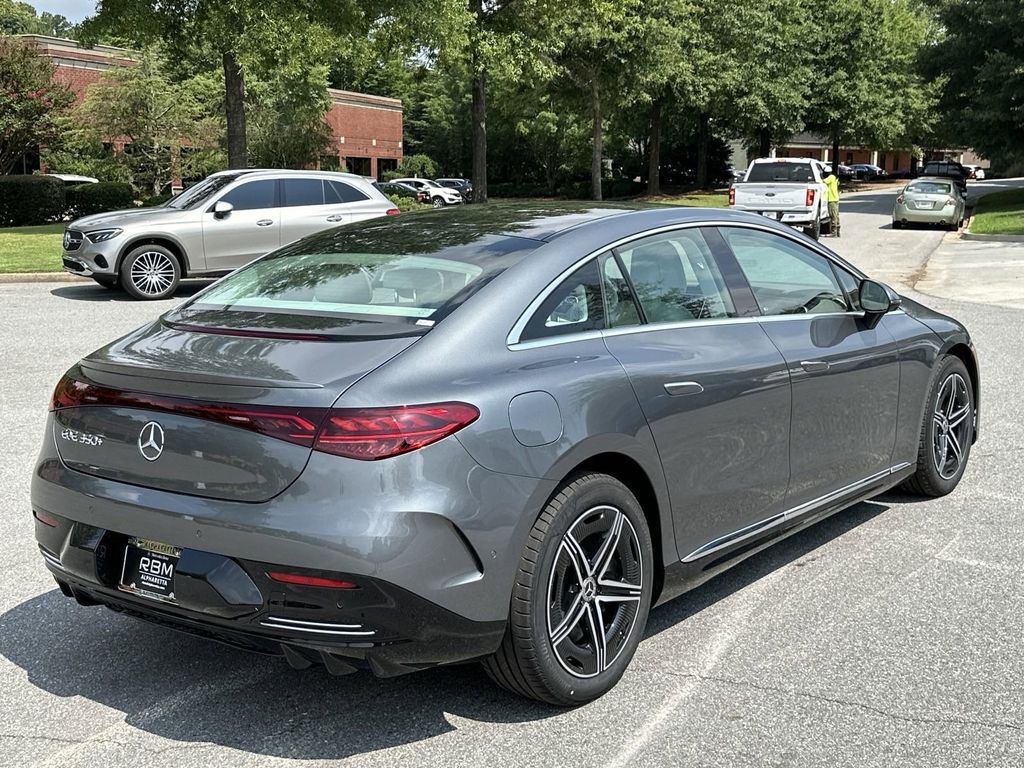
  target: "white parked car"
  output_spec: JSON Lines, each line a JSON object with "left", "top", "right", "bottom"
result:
{"left": 963, "top": 164, "right": 987, "bottom": 180}
{"left": 60, "top": 169, "right": 398, "bottom": 300}
{"left": 391, "top": 177, "right": 463, "bottom": 208}
{"left": 728, "top": 158, "right": 831, "bottom": 239}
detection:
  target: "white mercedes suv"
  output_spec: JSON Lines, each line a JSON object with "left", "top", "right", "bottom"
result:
{"left": 60, "top": 169, "right": 398, "bottom": 300}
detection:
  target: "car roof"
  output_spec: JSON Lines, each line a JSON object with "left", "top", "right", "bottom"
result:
{"left": 207, "top": 168, "right": 371, "bottom": 182}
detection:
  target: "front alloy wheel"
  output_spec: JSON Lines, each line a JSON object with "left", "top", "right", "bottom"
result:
{"left": 120, "top": 245, "right": 181, "bottom": 300}
{"left": 483, "top": 473, "right": 653, "bottom": 705}
{"left": 903, "top": 355, "right": 974, "bottom": 497}
{"left": 432, "top": 196, "right": 445, "bottom": 208}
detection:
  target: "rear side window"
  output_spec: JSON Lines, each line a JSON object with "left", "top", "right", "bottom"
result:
{"left": 282, "top": 178, "right": 325, "bottom": 207}
{"left": 326, "top": 180, "right": 369, "bottom": 203}
{"left": 617, "top": 229, "right": 736, "bottom": 323}
{"left": 219, "top": 180, "right": 277, "bottom": 211}
{"left": 522, "top": 259, "right": 607, "bottom": 341}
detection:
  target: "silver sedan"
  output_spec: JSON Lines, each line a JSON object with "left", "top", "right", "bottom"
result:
{"left": 892, "top": 177, "right": 966, "bottom": 230}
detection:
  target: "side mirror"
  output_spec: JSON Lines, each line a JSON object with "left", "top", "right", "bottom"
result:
{"left": 860, "top": 278, "right": 901, "bottom": 319}
{"left": 213, "top": 200, "right": 233, "bottom": 219}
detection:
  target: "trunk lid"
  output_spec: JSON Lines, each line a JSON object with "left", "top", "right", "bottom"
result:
{"left": 53, "top": 319, "right": 420, "bottom": 502}
{"left": 733, "top": 183, "right": 812, "bottom": 211}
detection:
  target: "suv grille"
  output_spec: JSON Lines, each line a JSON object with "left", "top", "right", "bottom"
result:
{"left": 63, "top": 229, "right": 84, "bottom": 252}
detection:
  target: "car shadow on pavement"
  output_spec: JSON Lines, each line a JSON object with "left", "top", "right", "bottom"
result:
{"left": 0, "top": 498, "right": 890, "bottom": 759}
{"left": 644, "top": 498, "right": 890, "bottom": 638}
{"left": 50, "top": 281, "right": 212, "bottom": 302}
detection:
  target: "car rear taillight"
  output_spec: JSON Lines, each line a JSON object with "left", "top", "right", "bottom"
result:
{"left": 267, "top": 571, "right": 357, "bottom": 589}
{"left": 386, "top": 208, "right": 400, "bottom": 216}
{"left": 946, "top": 196, "right": 956, "bottom": 206}
{"left": 806, "top": 188, "right": 816, "bottom": 207}
{"left": 728, "top": 187, "right": 735, "bottom": 206}
{"left": 314, "top": 403, "right": 479, "bottom": 460}
{"left": 896, "top": 195, "right": 905, "bottom": 204}
{"left": 50, "top": 375, "right": 478, "bottom": 460}
{"left": 34, "top": 509, "right": 59, "bottom": 527}
{"left": 50, "top": 374, "right": 324, "bottom": 447}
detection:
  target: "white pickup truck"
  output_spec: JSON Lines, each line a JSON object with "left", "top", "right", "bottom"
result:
{"left": 729, "top": 157, "right": 831, "bottom": 239}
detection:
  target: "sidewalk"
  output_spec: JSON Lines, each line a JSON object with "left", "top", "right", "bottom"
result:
{"left": 915, "top": 234, "right": 1024, "bottom": 310}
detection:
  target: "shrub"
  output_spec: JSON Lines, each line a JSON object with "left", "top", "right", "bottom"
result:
{"left": 0, "top": 175, "right": 66, "bottom": 226}
{"left": 386, "top": 193, "right": 429, "bottom": 212}
{"left": 66, "top": 182, "right": 136, "bottom": 218}
{"left": 603, "top": 178, "right": 645, "bottom": 199}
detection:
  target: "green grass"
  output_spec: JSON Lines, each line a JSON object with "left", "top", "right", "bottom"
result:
{"left": 971, "top": 188, "right": 1024, "bottom": 235}
{"left": 0, "top": 223, "right": 64, "bottom": 273}
{"left": 644, "top": 191, "right": 729, "bottom": 208}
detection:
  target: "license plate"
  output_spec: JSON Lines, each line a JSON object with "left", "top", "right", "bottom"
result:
{"left": 119, "top": 537, "right": 181, "bottom": 603}
{"left": 917, "top": 201, "right": 935, "bottom": 209}
{"left": 760, "top": 211, "right": 781, "bottom": 220}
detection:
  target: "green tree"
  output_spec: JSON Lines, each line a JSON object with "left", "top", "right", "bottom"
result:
{"left": 924, "top": 0, "right": 1024, "bottom": 164}
{"left": 804, "top": 0, "right": 935, "bottom": 171}
{"left": 82, "top": 1, "right": 372, "bottom": 169}
{"left": 0, "top": 34, "right": 74, "bottom": 174}
{"left": 75, "top": 49, "right": 222, "bottom": 193}
{"left": 1, "top": 0, "right": 75, "bottom": 36}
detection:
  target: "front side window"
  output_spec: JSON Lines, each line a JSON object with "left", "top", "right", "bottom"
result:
{"left": 219, "top": 179, "right": 277, "bottom": 211}
{"left": 616, "top": 229, "right": 736, "bottom": 323}
{"left": 720, "top": 227, "right": 849, "bottom": 315}
{"left": 282, "top": 178, "right": 325, "bottom": 207}
{"left": 833, "top": 263, "right": 862, "bottom": 311}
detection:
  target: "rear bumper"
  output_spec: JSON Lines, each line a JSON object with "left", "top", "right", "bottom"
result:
{"left": 893, "top": 205, "right": 958, "bottom": 223}
{"left": 36, "top": 515, "right": 504, "bottom": 675}
{"left": 731, "top": 207, "right": 817, "bottom": 225}
{"left": 31, "top": 415, "right": 554, "bottom": 668}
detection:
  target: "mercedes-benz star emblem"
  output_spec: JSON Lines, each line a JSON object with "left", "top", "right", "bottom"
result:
{"left": 138, "top": 421, "right": 165, "bottom": 462}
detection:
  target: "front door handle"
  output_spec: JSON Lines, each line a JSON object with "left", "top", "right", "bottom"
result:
{"left": 800, "top": 360, "right": 830, "bottom": 373}
{"left": 664, "top": 381, "right": 704, "bottom": 397}
{"left": 256, "top": 219, "right": 274, "bottom": 227}
{"left": 325, "top": 214, "right": 345, "bottom": 222}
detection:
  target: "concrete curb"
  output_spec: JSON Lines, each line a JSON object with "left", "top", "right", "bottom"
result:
{"left": 960, "top": 231, "right": 1024, "bottom": 243}
{"left": 0, "top": 272, "right": 89, "bottom": 283}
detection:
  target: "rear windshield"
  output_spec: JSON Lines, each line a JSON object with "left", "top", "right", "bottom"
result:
{"left": 907, "top": 181, "right": 952, "bottom": 194}
{"left": 745, "top": 163, "right": 816, "bottom": 183}
{"left": 168, "top": 216, "right": 540, "bottom": 338}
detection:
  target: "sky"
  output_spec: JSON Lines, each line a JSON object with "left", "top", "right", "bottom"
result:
{"left": 32, "top": 0, "right": 96, "bottom": 23}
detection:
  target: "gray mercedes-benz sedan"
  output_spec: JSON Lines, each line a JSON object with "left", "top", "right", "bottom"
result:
{"left": 32, "top": 203, "right": 979, "bottom": 705}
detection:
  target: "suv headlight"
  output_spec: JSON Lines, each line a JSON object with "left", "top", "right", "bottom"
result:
{"left": 85, "top": 228, "right": 123, "bottom": 243}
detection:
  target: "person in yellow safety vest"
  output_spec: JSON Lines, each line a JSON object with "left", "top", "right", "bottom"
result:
{"left": 822, "top": 167, "right": 840, "bottom": 237}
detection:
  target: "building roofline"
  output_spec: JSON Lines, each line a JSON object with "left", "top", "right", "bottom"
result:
{"left": 17, "top": 33, "right": 139, "bottom": 60}
{"left": 327, "top": 87, "right": 403, "bottom": 112}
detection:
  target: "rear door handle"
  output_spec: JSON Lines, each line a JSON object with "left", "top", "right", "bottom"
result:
{"left": 256, "top": 219, "right": 274, "bottom": 227}
{"left": 325, "top": 214, "right": 345, "bottom": 222}
{"left": 800, "top": 360, "right": 830, "bottom": 373}
{"left": 664, "top": 381, "right": 704, "bottom": 396}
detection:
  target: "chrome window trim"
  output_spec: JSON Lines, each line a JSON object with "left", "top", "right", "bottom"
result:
{"left": 507, "top": 309, "right": 905, "bottom": 351}
{"left": 681, "top": 462, "right": 912, "bottom": 563}
{"left": 506, "top": 219, "right": 871, "bottom": 349}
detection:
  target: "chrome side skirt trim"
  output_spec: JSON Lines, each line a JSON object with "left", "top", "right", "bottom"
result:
{"left": 681, "top": 464, "right": 909, "bottom": 563}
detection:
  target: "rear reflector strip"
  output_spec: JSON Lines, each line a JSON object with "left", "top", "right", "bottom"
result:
{"left": 267, "top": 571, "right": 358, "bottom": 589}
{"left": 260, "top": 616, "right": 375, "bottom": 636}
{"left": 34, "top": 509, "right": 60, "bottom": 527}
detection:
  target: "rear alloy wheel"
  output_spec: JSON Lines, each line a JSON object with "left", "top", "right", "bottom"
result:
{"left": 432, "top": 196, "right": 446, "bottom": 208}
{"left": 903, "top": 356, "right": 974, "bottom": 497}
{"left": 120, "top": 245, "right": 181, "bottom": 300}
{"left": 483, "top": 473, "right": 653, "bottom": 705}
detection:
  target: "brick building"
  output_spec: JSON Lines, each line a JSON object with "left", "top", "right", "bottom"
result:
{"left": 20, "top": 34, "right": 403, "bottom": 182}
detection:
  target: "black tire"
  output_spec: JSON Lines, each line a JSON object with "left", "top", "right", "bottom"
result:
{"left": 892, "top": 220, "right": 903, "bottom": 230}
{"left": 482, "top": 473, "right": 654, "bottom": 706}
{"left": 119, "top": 244, "right": 181, "bottom": 300}
{"left": 431, "top": 196, "right": 445, "bottom": 208}
{"left": 821, "top": 215, "right": 832, "bottom": 235}
{"left": 902, "top": 356, "right": 974, "bottom": 497}
{"left": 804, "top": 216, "right": 821, "bottom": 240}
{"left": 93, "top": 276, "right": 118, "bottom": 289}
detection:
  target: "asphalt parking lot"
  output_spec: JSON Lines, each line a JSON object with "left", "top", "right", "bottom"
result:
{"left": 2, "top": 186, "right": 1023, "bottom": 767}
